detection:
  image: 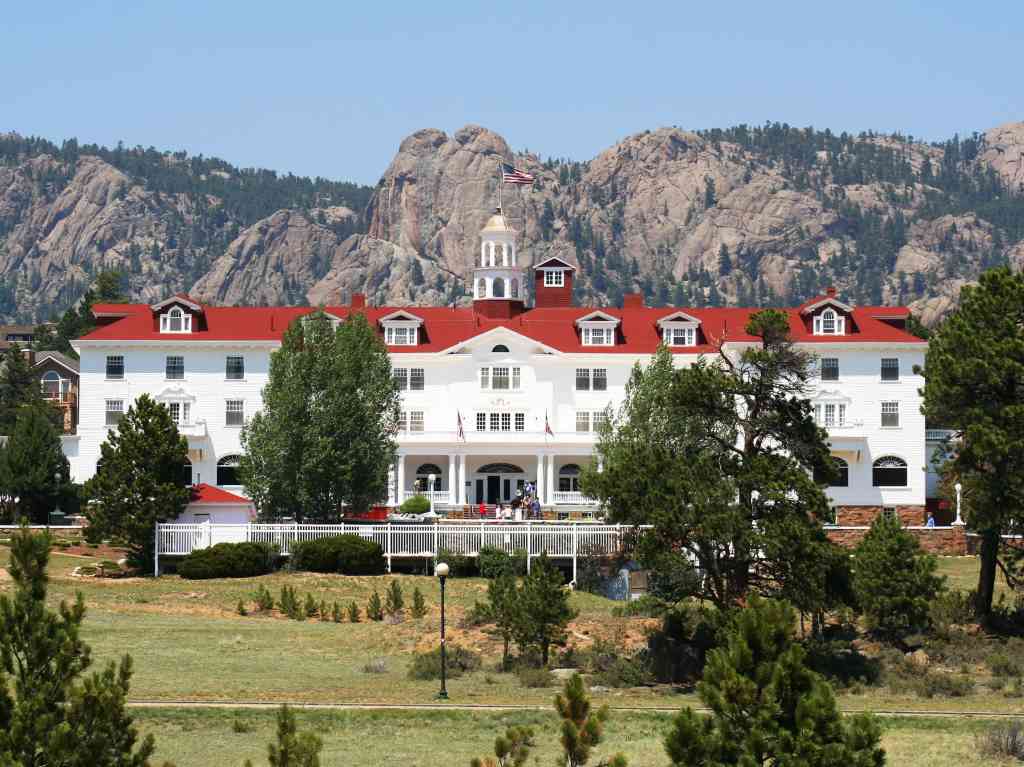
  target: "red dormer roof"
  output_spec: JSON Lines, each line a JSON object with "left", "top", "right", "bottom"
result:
{"left": 189, "top": 483, "right": 252, "bottom": 505}
{"left": 151, "top": 293, "right": 205, "bottom": 314}
{"left": 77, "top": 298, "right": 926, "bottom": 351}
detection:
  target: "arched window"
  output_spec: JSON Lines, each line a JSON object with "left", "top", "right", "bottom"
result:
{"left": 217, "top": 455, "right": 241, "bottom": 486}
{"left": 558, "top": 463, "right": 582, "bottom": 493}
{"left": 415, "top": 463, "right": 443, "bottom": 492}
{"left": 814, "top": 457, "right": 849, "bottom": 487}
{"left": 180, "top": 459, "right": 193, "bottom": 487}
{"left": 493, "top": 277, "right": 505, "bottom": 298}
{"left": 510, "top": 278, "right": 519, "bottom": 298}
{"left": 491, "top": 344, "right": 510, "bottom": 353}
{"left": 495, "top": 243, "right": 505, "bottom": 265}
{"left": 478, "top": 463, "right": 525, "bottom": 474}
{"left": 40, "top": 370, "right": 62, "bottom": 399}
{"left": 872, "top": 456, "right": 907, "bottom": 487}
{"left": 169, "top": 307, "right": 183, "bottom": 332}
{"left": 477, "top": 278, "right": 487, "bottom": 298}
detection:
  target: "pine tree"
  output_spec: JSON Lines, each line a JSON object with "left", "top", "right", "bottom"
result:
{"left": 0, "top": 345, "right": 44, "bottom": 434}
{"left": 703, "top": 176, "right": 717, "bottom": 209}
{"left": 555, "top": 673, "right": 627, "bottom": 767}
{"left": 84, "top": 394, "right": 189, "bottom": 571}
{"left": 664, "top": 597, "right": 883, "bottom": 767}
{"left": 717, "top": 244, "right": 732, "bottom": 276}
{"left": 514, "top": 553, "right": 576, "bottom": 665}
{"left": 385, "top": 580, "right": 404, "bottom": 616}
{"left": 488, "top": 571, "right": 519, "bottom": 669}
{"left": 0, "top": 525, "right": 157, "bottom": 765}
{"left": 852, "top": 514, "right": 944, "bottom": 637}
{"left": 264, "top": 705, "right": 322, "bottom": 767}
{"left": 367, "top": 591, "right": 384, "bottom": 621}
{"left": 347, "top": 601, "right": 361, "bottom": 623}
{"left": 0, "top": 402, "right": 70, "bottom": 523}
{"left": 411, "top": 586, "right": 427, "bottom": 619}
{"left": 470, "top": 725, "right": 536, "bottom": 767}
{"left": 331, "top": 602, "right": 342, "bottom": 623}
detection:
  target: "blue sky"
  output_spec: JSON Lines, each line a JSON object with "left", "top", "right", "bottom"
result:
{"left": 3, "top": 1, "right": 1020, "bottom": 184}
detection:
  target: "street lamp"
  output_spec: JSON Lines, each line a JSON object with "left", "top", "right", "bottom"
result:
{"left": 51, "top": 471, "right": 62, "bottom": 529}
{"left": 954, "top": 482, "right": 964, "bottom": 526}
{"left": 435, "top": 561, "right": 450, "bottom": 700}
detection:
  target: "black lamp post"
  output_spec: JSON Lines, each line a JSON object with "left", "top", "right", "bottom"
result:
{"left": 435, "top": 561, "right": 450, "bottom": 700}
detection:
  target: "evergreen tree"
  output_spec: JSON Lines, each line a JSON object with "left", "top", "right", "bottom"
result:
{"left": 703, "top": 176, "right": 717, "bottom": 209}
{"left": 851, "top": 514, "right": 944, "bottom": 638}
{"left": 555, "top": 673, "right": 627, "bottom": 767}
{"left": 514, "top": 553, "right": 576, "bottom": 665}
{"left": 366, "top": 591, "right": 384, "bottom": 621}
{"left": 583, "top": 313, "right": 841, "bottom": 610}
{"left": 470, "top": 725, "right": 535, "bottom": 767}
{"left": 487, "top": 571, "right": 519, "bottom": 669}
{"left": 84, "top": 394, "right": 189, "bottom": 571}
{"left": 0, "top": 402, "right": 71, "bottom": 524}
{"left": 0, "top": 525, "right": 157, "bottom": 765}
{"left": 921, "top": 267, "right": 1024, "bottom": 617}
{"left": 0, "top": 345, "right": 44, "bottom": 435}
{"left": 257, "top": 705, "right": 322, "bottom": 767}
{"left": 717, "top": 244, "right": 732, "bottom": 276}
{"left": 664, "top": 597, "right": 884, "bottom": 767}
{"left": 384, "top": 580, "right": 405, "bottom": 616}
{"left": 410, "top": 586, "right": 427, "bottom": 619}
{"left": 241, "top": 311, "right": 400, "bottom": 520}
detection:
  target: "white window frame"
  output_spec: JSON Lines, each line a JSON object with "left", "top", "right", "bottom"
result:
{"left": 394, "top": 368, "right": 409, "bottom": 391}
{"left": 813, "top": 308, "right": 846, "bottom": 336}
{"left": 409, "top": 368, "right": 425, "bottom": 391}
{"left": 881, "top": 401, "right": 900, "bottom": 428}
{"left": 105, "top": 399, "right": 124, "bottom": 427}
{"left": 225, "top": 399, "right": 245, "bottom": 427}
{"left": 480, "top": 366, "right": 520, "bottom": 391}
{"left": 160, "top": 306, "right": 192, "bottom": 333}
{"left": 543, "top": 270, "right": 565, "bottom": 287}
{"left": 576, "top": 411, "right": 591, "bottom": 432}
{"left": 661, "top": 325, "right": 696, "bottom": 347}
{"left": 167, "top": 401, "right": 191, "bottom": 426}
{"left": 408, "top": 411, "right": 424, "bottom": 433}
{"left": 581, "top": 326, "right": 614, "bottom": 346}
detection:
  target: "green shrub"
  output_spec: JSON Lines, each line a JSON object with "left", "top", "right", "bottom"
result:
{"left": 976, "top": 721, "right": 1024, "bottom": 761}
{"left": 254, "top": 585, "right": 275, "bottom": 612}
{"left": 178, "top": 542, "right": 277, "bottom": 580}
{"left": 411, "top": 587, "right": 428, "bottom": 619}
{"left": 231, "top": 717, "right": 251, "bottom": 734}
{"left": 593, "top": 653, "right": 653, "bottom": 688}
{"left": 331, "top": 602, "right": 343, "bottom": 623}
{"left": 929, "top": 589, "right": 975, "bottom": 637}
{"left": 367, "top": 591, "right": 384, "bottom": 621}
{"left": 347, "top": 601, "right": 361, "bottom": 623}
{"left": 611, "top": 595, "right": 668, "bottom": 618}
{"left": 436, "top": 548, "right": 477, "bottom": 577}
{"left": 318, "top": 599, "right": 331, "bottom": 622}
{"left": 516, "top": 666, "right": 556, "bottom": 688}
{"left": 478, "top": 546, "right": 527, "bottom": 578}
{"left": 851, "top": 514, "right": 945, "bottom": 638}
{"left": 303, "top": 593, "right": 318, "bottom": 618}
{"left": 236, "top": 599, "right": 248, "bottom": 616}
{"left": 988, "top": 652, "right": 1024, "bottom": 679}
{"left": 914, "top": 672, "right": 973, "bottom": 698}
{"left": 407, "top": 645, "right": 481, "bottom": 680}
{"left": 385, "top": 581, "right": 405, "bottom": 615}
{"left": 290, "top": 534, "right": 386, "bottom": 575}
{"left": 399, "top": 495, "right": 431, "bottom": 515}
{"left": 278, "top": 585, "right": 303, "bottom": 620}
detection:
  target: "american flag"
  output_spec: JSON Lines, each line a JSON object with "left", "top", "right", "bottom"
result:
{"left": 457, "top": 411, "right": 466, "bottom": 442}
{"left": 501, "top": 162, "right": 535, "bottom": 186}
{"left": 544, "top": 411, "right": 554, "bottom": 438}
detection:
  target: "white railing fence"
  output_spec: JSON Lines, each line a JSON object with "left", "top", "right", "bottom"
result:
{"left": 155, "top": 522, "right": 642, "bottom": 580}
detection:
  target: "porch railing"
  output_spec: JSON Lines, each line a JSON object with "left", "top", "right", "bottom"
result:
{"left": 400, "top": 490, "right": 449, "bottom": 504}
{"left": 551, "top": 491, "right": 598, "bottom": 505}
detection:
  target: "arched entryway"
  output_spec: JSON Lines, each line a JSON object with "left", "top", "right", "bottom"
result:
{"left": 474, "top": 462, "right": 526, "bottom": 505}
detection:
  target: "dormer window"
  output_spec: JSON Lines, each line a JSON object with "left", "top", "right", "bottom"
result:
{"left": 380, "top": 311, "right": 423, "bottom": 347}
{"left": 657, "top": 311, "right": 701, "bottom": 347}
{"left": 813, "top": 308, "right": 846, "bottom": 336}
{"left": 582, "top": 327, "right": 614, "bottom": 346}
{"left": 577, "top": 311, "right": 620, "bottom": 347}
{"left": 160, "top": 307, "right": 192, "bottom": 333}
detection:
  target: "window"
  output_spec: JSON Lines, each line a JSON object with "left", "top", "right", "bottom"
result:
{"left": 40, "top": 371, "right": 62, "bottom": 399}
{"left": 489, "top": 413, "right": 500, "bottom": 431}
{"left": 165, "top": 356, "right": 184, "bottom": 380}
{"left": 217, "top": 455, "right": 241, "bottom": 486}
{"left": 398, "top": 411, "right": 407, "bottom": 432}
{"left": 225, "top": 399, "right": 244, "bottom": 426}
{"left": 491, "top": 345, "right": 509, "bottom": 353}
{"left": 105, "top": 355, "right": 124, "bottom": 380}
{"left": 167, "top": 401, "right": 190, "bottom": 425}
{"left": 582, "top": 326, "right": 613, "bottom": 346}
{"left": 226, "top": 356, "right": 245, "bottom": 380}
{"left": 480, "top": 366, "right": 520, "bottom": 391}
{"left": 477, "top": 278, "right": 486, "bottom": 298}
{"left": 663, "top": 327, "right": 696, "bottom": 346}
{"left": 492, "top": 367, "right": 510, "bottom": 390}
{"left": 515, "top": 413, "right": 525, "bottom": 432}
{"left": 576, "top": 368, "right": 607, "bottom": 391}
{"left": 543, "top": 270, "right": 564, "bottom": 287}
{"left": 873, "top": 457, "right": 908, "bottom": 487}
{"left": 820, "top": 357, "right": 839, "bottom": 381}
{"left": 476, "top": 413, "right": 486, "bottom": 431}
{"left": 409, "top": 411, "right": 424, "bottom": 432}
{"left": 881, "top": 358, "right": 899, "bottom": 381}
{"left": 821, "top": 309, "right": 836, "bottom": 334}
{"left": 394, "top": 368, "right": 408, "bottom": 390}
{"left": 592, "top": 368, "right": 607, "bottom": 391}
{"left": 814, "top": 457, "right": 849, "bottom": 487}
{"left": 813, "top": 308, "right": 846, "bottom": 335}
{"left": 385, "top": 326, "right": 416, "bottom": 346}
{"left": 409, "top": 368, "right": 424, "bottom": 390}
{"left": 576, "top": 411, "right": 591, "bottom": 432}
{"left": 500, "top": 413, "right": 512, "bottom": 432}
{"left": 105, "top": 399, "right": 124, "bottom": 427}
{"left": 511, "top": 279, "right": 519, "bottom": 298}
{"left": 881, "top": 401, "right": 900, "bottom": 428}
{"left": 882, "top": 506, "right": 899, "bottom": 522}
{"left": 180, "top": 460, "right": 192, "bottom": 487}
{"left": 160, "top": 307, "right": 192, "bottom": 333}
{"left": 477, "top": 412, "right": 527, "bottom": 432}
{"left": 592, "top": 410, "right": 609, "bottom": 431}
{"left": 576, "top": 368, "right": 591, "bottom": 391}
{"left": 479, "top": 368, "right": 489, "bottom": 389}
{"left": 493, "top": 277, "right": 505, "bottom": 298}
{"left": 814, "top": 402, "right": 846, "bottom": 427}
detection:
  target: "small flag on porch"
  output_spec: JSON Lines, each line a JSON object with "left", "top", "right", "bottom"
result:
{"left": 501, "top": 162, "right": 535, "bottom": 186}
{"left": 457, "top": 411, "right": 466, "bottom": 441}
{"left": 544, "top": 411, "right": 554, "bottom": 438}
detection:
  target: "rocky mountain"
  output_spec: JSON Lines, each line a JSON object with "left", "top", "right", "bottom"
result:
{"left": 2, "top": 122, "right": 1023, "bottom": 325}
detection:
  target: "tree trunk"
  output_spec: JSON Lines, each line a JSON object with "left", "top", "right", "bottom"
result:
{"left": 976, "top": 528, "right": 1000, "bottom": 619}
{"left": 541, "top": 640, "right": 549, "bottom": 667}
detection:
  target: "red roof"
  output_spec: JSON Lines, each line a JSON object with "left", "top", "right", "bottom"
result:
{"left": 189, "top": 483, "right": 252, "bottom": 505}
{"left": 79, "top": 298, "right": 926, "bottom": 351}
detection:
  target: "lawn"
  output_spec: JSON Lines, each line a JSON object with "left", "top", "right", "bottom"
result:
{"left": 132, "top": 707, "right": 1007, "bottom": 767}
{"left": 0, "top": 546, "right": 1020, "bottom": 714}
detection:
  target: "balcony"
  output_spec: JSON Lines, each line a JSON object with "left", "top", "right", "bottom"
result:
{"left": 177, "top": 420, "right": 208, "bottom": 438}
{"left": 43, "top": 392, "right": 77, "bottom": 434}
{"left": 551, "top": 491, "right": 599, "bottom": 505}
{"left": 397, "top": 429, "right": 598, "bottom": 445}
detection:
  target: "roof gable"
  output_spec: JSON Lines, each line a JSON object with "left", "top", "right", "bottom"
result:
{"left": 657, "top": 310, "right": 701, "bottom": 325}
{"left": 379, "top": 310, "right": 423, "bottom": 324}
{"left": 575, "top": 310, "right": 620, "bottom": 326}
{"left": 437, "top": 325, "right": 563, "bottom": 356}
{"left": 534, "top": 256, "right": 577, "bottom": 271}
{"left": 151, "top": 293, "right": 204, "bottom": 314}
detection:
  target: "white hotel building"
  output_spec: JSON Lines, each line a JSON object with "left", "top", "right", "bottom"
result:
{"left": 70, "top": 210, "right": 928, "bottom": 525}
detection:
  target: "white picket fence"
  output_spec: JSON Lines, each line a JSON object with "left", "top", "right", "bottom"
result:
{"left": 154, "top": 521, "right": 639, "bottom": 580}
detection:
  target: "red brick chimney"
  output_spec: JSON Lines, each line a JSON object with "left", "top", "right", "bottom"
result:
{"left": 623, "top": 293, "right": 644, "bottom": 309}
{"left": 351, "top": 293, "right": 367, "bottom": 310}
{"left": 826, "top": 286, "right": 837, "bottom": 298}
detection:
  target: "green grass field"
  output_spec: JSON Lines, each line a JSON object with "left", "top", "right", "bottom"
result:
{"left": 1, "top": 546, "right": 1021, "bottom": 765}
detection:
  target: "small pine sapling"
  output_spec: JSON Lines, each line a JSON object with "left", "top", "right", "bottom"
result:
{"left": 555, "top": 673, "right": 627, "bottom": 767}
{"left": 255, "top": 585, "right": 274, "bottom": 612}
{"left": 411, "top": 586, "right": 428, "bottom": 619}
{"left": 470, "top": 725, "right": 535, "bottom": 767}
{"left": 237, "top": 598, "right": 248, "bottom": 616}
{"left": 367, "top": 590, "right": 384, "bottom": 621}
{"left": 304, "top": 592, "right": 318, "bottom": 618}
{"left": 331, "top": 601, "right": 343, "bottom": 623}
{"left": 385, "top": 580, "right": 405, "bottom": 616}
{"left": 318, "top": 599, "right": 330, "bottom": 622}
{"left": 347, "top": 601, "right": 361, "bottom": 623}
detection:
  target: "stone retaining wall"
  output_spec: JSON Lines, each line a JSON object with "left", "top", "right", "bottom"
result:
{"left": 835, "top": 505, "right": 927, "bottom": 527}
{"left": 827, "top": 524, "right": 967, "bottom": 555}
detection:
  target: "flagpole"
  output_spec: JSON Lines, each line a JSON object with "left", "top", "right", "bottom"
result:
{"left": 497, "top": 159, "right": 503, "bottom": 211}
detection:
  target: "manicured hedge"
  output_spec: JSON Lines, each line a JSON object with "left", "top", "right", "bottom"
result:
{"left": 290, "top": 534, "right": 386, "bottom": 575}
{"left": 178, "top": 542, "right": 277, "bottom": 580}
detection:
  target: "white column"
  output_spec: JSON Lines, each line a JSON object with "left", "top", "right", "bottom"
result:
{"left": 448, "top": 454, "right": 457, "bottom": 505}
{"left": 457, "top": 454, "right": 467, "bottom": 505}
{"left": 396, "top": 453, "right": 406, "bottom": 505}
{"left": 546, "top": 454, "right": 556, "bottom": 506}
{"left": 387, "top": 462, "right": 397, "bottom": 506}
{"left": 597, "top": 455, "right": 604, "bottom": 473}
{"left": 536, "top": 453, "right": 545, "bottom": 505}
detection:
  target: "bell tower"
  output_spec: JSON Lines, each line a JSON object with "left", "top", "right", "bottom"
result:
{"left": 472, "top": 207, "right": 526, "bottom": 319}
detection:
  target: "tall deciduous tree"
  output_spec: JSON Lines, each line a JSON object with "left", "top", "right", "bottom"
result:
{"left": 583, "top": 311, "right": 841, "bottom": 611}
{"left": 664, "top": 597, "right": 884, "bottom": 767}
{"left": 84, "top": 394, "right": 189, "bottom": 571}
{"left": 920, "top": 267, "right": 1024, "bottom": 617}
{"left": 0, "top": 525, "right": 156, "bottom": 766}
{"left": 0, "top": 345, "right": 44, "bottom": 435}
{"left": 513, "top": 553, "right": 576, "bottom": 666}
{"left": 241, "top": 310, "right": 400, "bottom": 520}
{"left": 0, "top": 402, "right": 71, "bottom": 524}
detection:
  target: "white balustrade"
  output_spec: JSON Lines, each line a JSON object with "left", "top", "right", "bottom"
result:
{"left": 551, "top": 491, "right": 599, "bottom": 505}
{"left": 401, "top": 490, "right": 449, "bottom": 504}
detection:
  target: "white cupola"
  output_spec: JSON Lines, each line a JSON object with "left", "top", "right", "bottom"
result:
{"left": 472, "top": 208, "right": 526, "bottom": 318}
